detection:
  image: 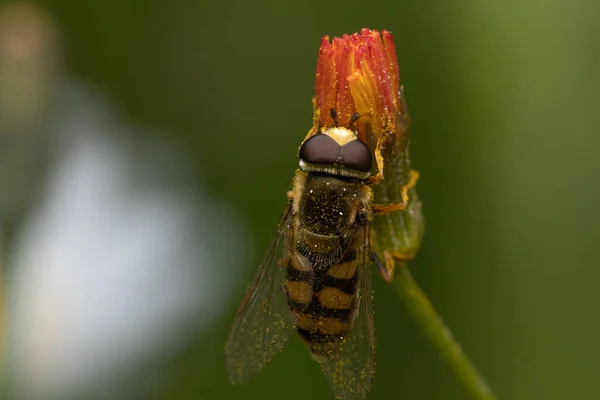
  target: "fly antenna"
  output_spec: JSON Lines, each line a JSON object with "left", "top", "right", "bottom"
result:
{"left": 330, "top": 108, "right": 339, "bottom": 127}
{"left": 349, "top": 112, "right": 360, "bottom": 130}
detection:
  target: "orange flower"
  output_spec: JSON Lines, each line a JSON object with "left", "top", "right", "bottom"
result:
{"left": 311, "top": 28, "right": 400, "bottom": 145}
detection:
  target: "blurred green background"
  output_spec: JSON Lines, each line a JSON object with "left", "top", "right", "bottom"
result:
{"left": 10, "top": 0, "right": 600, "bottom": 399}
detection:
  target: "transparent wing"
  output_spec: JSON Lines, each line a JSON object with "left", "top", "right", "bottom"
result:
{"left": 316, "top": 224, "right": 376, "bottom": 400}
{"left": 225, "top": 206, "right": 295, "bottom": 383}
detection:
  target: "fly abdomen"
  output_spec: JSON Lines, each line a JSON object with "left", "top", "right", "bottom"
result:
{"left": 285, "top": 253, "right": 315, "bottom": 307}
{"left": 286, "top": 250, "right": 359, "bottom": 351}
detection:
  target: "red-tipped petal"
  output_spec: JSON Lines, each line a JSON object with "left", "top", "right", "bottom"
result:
{"left": 332, "top": 37, "right": 355, "bottom": 127}
{"left": 312, "top": 28, "right": 403, "bottom": 142}
{"left": 382, "top": 30, "right": 399, "bottom": 105}
{"left": 315, "top": 36, "right": 336, "bottom": 127}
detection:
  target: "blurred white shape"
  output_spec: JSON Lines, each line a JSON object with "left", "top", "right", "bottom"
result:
{"left": 4, "top": 79, "right": 246, "bottom": 399}
{"left": 0, "top": 5, "right": 247, "bottom": 399}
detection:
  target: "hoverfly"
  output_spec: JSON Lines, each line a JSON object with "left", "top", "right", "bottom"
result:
{"left": 226, "top": 108, "right": 408, "bottom": 400}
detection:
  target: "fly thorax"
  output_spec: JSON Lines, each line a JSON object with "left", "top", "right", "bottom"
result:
{"left": 299, "top": 175, "right": 361, "bottom": 236}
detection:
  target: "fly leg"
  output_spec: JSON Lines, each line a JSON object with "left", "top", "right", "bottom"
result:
{"left": 372, "top": 203, "right": 405, "bottom": 214}
{"left": 370, "top": 251, "right": 392, "bottom": 283}
{"left": 371, "top": 250, "right": 416, "bottom": 281}
{"left": 371, "top": 170, "right": 420, "bottom": 215}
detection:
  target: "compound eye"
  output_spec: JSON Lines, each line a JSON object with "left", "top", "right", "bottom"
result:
{"left": 298, "top": 134, "right": 341, "bottom": 165}
{"left": 341, "top": 139, "right": 373, "bottom": 172}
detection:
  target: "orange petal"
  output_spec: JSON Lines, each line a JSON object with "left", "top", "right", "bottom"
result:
{"left": 312, "top": 29, "right": 402, "bottom": 143}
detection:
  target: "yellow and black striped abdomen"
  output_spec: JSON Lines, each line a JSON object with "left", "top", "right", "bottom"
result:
{"left": 285, "top": 171, "right": 369, "bottom": 352}
{"left": 285, "top": 247, "right": 359, "bottom": 351}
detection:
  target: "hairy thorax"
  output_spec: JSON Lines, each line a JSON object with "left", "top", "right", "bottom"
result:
{"left": 291, "top": 171, "right": 371, "bottom": 260}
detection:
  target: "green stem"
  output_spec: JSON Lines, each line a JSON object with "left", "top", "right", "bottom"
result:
{"left": 391, "top": 264, "right": 497, "bottom": 400}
